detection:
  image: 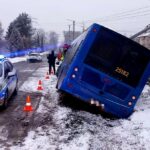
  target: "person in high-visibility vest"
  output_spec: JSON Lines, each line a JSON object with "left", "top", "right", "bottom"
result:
{"left": 57, "top": 50, "right": 62, "bottom": 61}
{"left": 61, "top": 53, "right": 64, "bottom": 61}
{"left": 61, "top": 44, "right": 70, "bottom": 60}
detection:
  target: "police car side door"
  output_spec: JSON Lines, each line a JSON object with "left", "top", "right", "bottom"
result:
{"left": 6, "top": 61, "right": 17, "bottom": 93}
{"left": 4, "top": 61, "right": 14, "bottom": 97}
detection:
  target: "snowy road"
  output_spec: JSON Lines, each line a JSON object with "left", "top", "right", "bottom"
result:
{"left": 0, "top": 56, "right": 150, "bottom": 150}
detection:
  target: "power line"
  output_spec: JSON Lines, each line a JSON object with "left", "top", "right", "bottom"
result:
{"left": 83, "top": 5, "right": 150, "bottom": 24}
{"left": 101, "top": 9, "right": 150, "bottom": 21}
{"left": 100, "top": 12, "right": 150, "bottom": 23}
{"left": 103, "top": 6, "right": 150, "bottom": 19}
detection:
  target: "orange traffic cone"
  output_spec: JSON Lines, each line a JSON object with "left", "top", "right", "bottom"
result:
{"left": 37, "top": 80, "right": 43, "bottom": 90}
{"left": 23, "top": 96, "right": 33, "bottom": 112}
{"left": 51, "top": 69, "right": 54, "bottom": 75}
{"left": 45, "top": 72, "right": 50, "bottom": 79}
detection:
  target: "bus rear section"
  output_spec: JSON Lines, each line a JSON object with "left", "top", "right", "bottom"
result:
{"left": 56, "top": 23, "right": 150, "bottom": 118}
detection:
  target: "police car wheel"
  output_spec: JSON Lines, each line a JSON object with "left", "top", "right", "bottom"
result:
{"left": 2, "top": 91, "right": 8, "bottom": 109}
{"left": 13, "top": 82, "right": 18, "bottom": 95}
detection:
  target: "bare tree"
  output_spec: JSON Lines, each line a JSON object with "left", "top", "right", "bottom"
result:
{"left": 63, "top": 31, "right": 81, "bottom": 44}
{"left": 0, "top": 22, "right": 8, "bottom": 53}
{"left": 0, "top": 22, "right": 4, "bottom": 40}
{"left": 33, "top": 29, "right": 46, "bottom": 49}
{"left": 49, "top": 31, "right": 58, "bottom": 49}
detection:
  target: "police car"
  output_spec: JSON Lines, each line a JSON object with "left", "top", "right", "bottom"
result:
{"left": 0, "top": 55, "right": 18, "bottom": 109}
{"left": 27, "top": 52, "right": 42, "bottom": 62}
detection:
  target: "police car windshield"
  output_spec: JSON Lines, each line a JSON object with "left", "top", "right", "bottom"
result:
{"left": 0, "top": 64, "right": 2, "bottom": 77}
{"left": 29, "top": 53, "right": 39, "bottom": 56}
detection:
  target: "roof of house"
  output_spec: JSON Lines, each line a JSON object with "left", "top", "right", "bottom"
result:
{"left": 138, "top": 32, "right": 150, "bottom": 38}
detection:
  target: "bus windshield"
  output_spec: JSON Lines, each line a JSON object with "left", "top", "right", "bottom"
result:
{"left": 84, "top": 27, "right": 150, "bottom": 87}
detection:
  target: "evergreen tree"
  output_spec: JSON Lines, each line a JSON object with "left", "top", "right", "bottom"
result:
{"left": 8, "top": 26, "right": 23, "bottom": 51}
{"left": 6, "top": 22, "right": 15, "bottom": 41}
{"left": 5, "top": 13, "right": 34, "bottom": 51}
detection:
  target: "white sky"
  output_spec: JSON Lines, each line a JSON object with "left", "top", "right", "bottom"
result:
{"left": 0, "top": 0, "right": 150, "bottom": 39}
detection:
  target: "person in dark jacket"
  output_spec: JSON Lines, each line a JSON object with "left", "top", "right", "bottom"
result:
{"left": 47, "top": 50, "right": 56, "bottom": 74}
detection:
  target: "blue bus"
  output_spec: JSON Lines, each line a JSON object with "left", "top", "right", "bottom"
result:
{"left": 56, "top": 23, "right": 150, "bottom": 118}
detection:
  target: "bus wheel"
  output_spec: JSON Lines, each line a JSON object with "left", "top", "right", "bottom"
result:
{"left": 56, "top": 82, "right": 58, "bottom": 89}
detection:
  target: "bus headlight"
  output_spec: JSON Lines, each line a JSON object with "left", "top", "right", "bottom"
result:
{"left": 90, "top": 99, "right": 95, "bottom": 104}
{"left": 132, "top": 96, "right": 136, "bottom": 100}
{"left": 72, "top": 74, "right": 76, "bottom": 78}
{"left": 128, "top": 102, "right": 132, "bottom": 106}
{"left": 101, "top": 104, "right": 105, "bottom": 109}
{"left": 74, "top": 67, "right": 78, "bottom": 72}
{"left": 95, "top": 101, "right": 100, "bottom": 106}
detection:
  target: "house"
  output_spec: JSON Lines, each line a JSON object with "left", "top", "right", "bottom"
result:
{"left": 135, "top": 32, "right": 150, "bottom": 50}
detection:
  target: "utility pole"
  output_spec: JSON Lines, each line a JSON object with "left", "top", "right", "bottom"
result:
{"left": 68, "top": 24, "right": 71, "bottom": 44}
{"left": 81, "top": 22, "right": 85, "bottom": 32}
{"left": 67, "top": 19, "right": 75, "bottom": 41}
{"left": 73, "top": 20, "right": 75, "bottom": 40}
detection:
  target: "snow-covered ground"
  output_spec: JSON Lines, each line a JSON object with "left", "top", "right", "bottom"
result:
{"left": 8, "top": 56, "right": 27, "bottom": 63}
{"left": 2, "top": 56, "right": 150, "bottom": 150}
{"left": 8, "top": 51, "right": 47, "bottom": 64}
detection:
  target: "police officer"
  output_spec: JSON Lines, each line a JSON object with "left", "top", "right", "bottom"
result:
{"left": 47, "top": 50, "right": 56, "bottom": 74}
